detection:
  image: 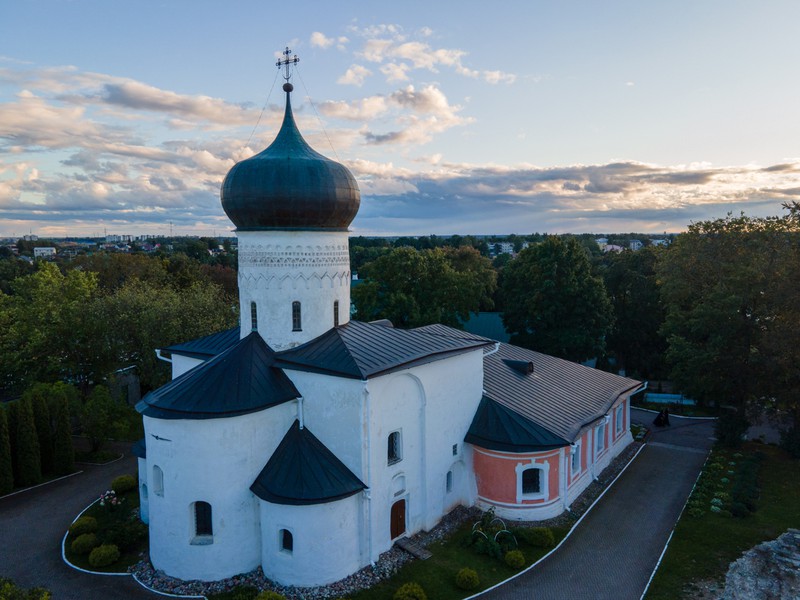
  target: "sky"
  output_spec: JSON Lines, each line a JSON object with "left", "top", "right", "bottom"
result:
{"left": 1, "top": 0, "right": 799, "bottom": 238}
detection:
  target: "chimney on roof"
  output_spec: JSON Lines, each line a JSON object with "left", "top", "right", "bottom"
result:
{"left": 504, "top": 359, "right": 534, "bottom": 375}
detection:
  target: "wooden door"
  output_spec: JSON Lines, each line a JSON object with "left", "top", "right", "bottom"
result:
{"left": 391, "top": 499, "right": 406, "bottom": 539}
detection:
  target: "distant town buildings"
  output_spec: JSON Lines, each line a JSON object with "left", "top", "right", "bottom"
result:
{"left": 33, "top": 247, "right": 56, "bottom": 259}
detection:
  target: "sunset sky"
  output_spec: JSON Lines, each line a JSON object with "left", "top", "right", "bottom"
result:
{"left": 1, "top": 0, "right": 799, "bottom": 238}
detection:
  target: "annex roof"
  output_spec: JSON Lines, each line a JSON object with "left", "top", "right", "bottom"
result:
{"left": 160, "top": 326, "right": 241, "bottom": 360}
{"left": 274, "top": 320, "right": 491, "bottom": 380}
{"left": 131, "top": 438, "right": 146, "bottom": 459}
{"left": 465, "top": 396, "right": 569, "bottom": 452}
{"left": 481, "top": 343, "right": 641, "bottom": 444}
{"left": 137, "top": 332, "right": 300, "bottom": 420}
{"left": 250, "top": 420, "right": 366, "bottom": 505}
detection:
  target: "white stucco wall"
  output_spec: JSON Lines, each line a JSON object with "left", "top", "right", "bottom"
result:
{"left": 259, "top": 495, "right": 362, "bottom": 587}
{"left": 170, "top": 354, "right": 204, "bottom": 379}
{"left": 144, "top": 401, "right": 296, "bottom": 581}
{"left": 237, "top": 230, "right": 351, "bottom": 351}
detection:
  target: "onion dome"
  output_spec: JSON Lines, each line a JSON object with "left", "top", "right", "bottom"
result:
{"left": 221, "top": 83, "right": 360, "bottom": 231}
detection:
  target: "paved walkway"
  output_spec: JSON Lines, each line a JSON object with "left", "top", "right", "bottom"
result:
{"left": 479, "top": 409, "right": 715, "bottom": 600}
{"left": 0, "top": 442, "right": 159, "bottom": 599}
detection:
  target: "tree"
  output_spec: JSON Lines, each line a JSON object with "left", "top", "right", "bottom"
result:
{"left": 81, "top": 386, "right": 127, "bottom": 454}
{"left": 352, "top": 246, "right": 497, "bottom": 329}
{"left": 53, "top": 398, "right": 75, "bottom": 475}
{"left": 24, "top": 385, "right": 54, "bottom": 474}
{"left": 501, "top": 236, "right": 613, "bottom": 362}
{"left": 658, "top": 210, "right": 800, "bottom": 448}
{"left": 0, "top": 407, "right": 13, "bottom": 494}
{"left": 599, "top": 247, "right": 667, "bottom": 379}
{"left": 14, "top": 398, "right": 41, "bottom": 487}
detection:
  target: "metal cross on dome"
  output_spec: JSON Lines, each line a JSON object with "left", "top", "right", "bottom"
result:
{"left": 276, "top": 47, "right": 299, "bottom": 81}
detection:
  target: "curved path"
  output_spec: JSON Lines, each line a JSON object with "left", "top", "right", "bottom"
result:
{"left": 478, "top": 409, "right": 715, "bottom": 600}
{"left": 0, "top": 442, "right": 159, "bottom": 599}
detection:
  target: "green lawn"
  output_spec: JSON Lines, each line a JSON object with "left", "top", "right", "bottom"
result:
{"left": 645, "top": 443, "right": 800, "bottom": 599}
{"left": 349, "top": 523, "right": 569, "bottom": 600}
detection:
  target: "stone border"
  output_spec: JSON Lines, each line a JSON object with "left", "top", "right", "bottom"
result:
{"left": 0, "top": 470, "right": 84, "bottom": 500}
{"left": 466, "top": 442, "right": 648, "bottom": 599}
{"left": 62, "top": 497, "right": 129, "bottom": 577}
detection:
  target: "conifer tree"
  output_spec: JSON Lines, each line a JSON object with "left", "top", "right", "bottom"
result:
{"left": 14, "top": 398, "right": 41, "bottom": 487}
{"left": 0, "top": 407, "right": 14, "bottom": 494}
{"left": 5, "top": 401, "right": 19, "bottom": 483}
{"left": 26, "top": 386, "right": 54, "bottom": 474}
{"left": 53, "top": 399, "right": 75, "bottom": 476}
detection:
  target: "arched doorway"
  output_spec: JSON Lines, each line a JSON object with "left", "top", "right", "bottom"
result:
{"left": 390, "top": 499, "right": 406, "bottom": 539}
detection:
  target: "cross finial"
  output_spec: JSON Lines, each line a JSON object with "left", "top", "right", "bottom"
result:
{"left": 276, "top": 46, "right": 300, "bottom": 82}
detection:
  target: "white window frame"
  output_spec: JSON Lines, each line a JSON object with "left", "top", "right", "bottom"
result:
{"left": 152, "top": 465, "right": 164, "bottom": 497}
{"left": 571, "top": 441, "right": 581, "bottom": 477}
{"left": 190, "top": 501, "right": 213, "bottom": 545}
{"left": 596, "top": 422, "right": 606, "bottom": 454}
{"left": 515, "top": 459, "right": 549, "bottom": 502}
{"left": 615, "top": 405, "right": 624, "bottom": 435}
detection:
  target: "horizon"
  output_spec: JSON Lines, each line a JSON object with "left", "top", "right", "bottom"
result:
{"left": 2, "top": 1, "right": 799, "bottom": 238}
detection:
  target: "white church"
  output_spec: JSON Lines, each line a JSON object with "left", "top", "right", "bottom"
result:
{"left": 134, "top": 63, "right": 642, "bottom": 587}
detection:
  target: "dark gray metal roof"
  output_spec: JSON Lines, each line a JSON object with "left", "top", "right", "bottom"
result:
{"left": 465, "top": 396, "right": 569, "bottom": 452}
{"left": 482, "top": 343, "right": 641, "bottom": 443}
{"left": 411, "top": 323, "right": 494, "bottom": 343}
{"left": 250, "top": 420, "right": 366, "bottom": 505}
{"left": 160, "top": 326, "right": 241, "bottom": 360}
{"left": 137, "top": 332, "right": 300, "bottom": 420}
{"left": 221, "top": 90, "right": 360, "bottom": 231}
{"left": 275, "top": 320, "right": 492, "bottom": 379}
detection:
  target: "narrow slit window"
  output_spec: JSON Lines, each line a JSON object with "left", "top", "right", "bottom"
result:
{"left": 387, "top": 431, "right": 402, "bottom": 465}
{"left": 446, "top": 470, "right": 453, "bottom": 493}
{"left": 153, "top": 465, "right": 164, "bottom": 497}
{"left": 194, "top": 501, "right": 212, "bottom": 537}
{"left": 250, "top": 301, "right": 258, "bottom": 331}
{"left": 280, "top": 529, "right": 293, "bottom": 553}
{"left": 333, "top": 300, "right": 339, "bottom": 327}
{"left": 292, "top": 301, "right": 302, "bottom": 331}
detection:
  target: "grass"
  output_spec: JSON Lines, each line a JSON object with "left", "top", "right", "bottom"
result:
{"left": 348, "top": 523, "right": 569, "bottom": 600}
{"left": 645, "top": 443, "right": 800, "bottom": 599}
{"left": 63, "top": 488, "right": 148, "bottom": 573}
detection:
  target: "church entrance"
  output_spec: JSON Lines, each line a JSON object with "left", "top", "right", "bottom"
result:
{"left": 390, "top": 499, "right": 406, "bottom": 539}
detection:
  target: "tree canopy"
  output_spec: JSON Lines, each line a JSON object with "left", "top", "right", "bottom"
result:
{"left": 501, "top": 236, "right": 613, "bottom": 362}
{"left": 352, "top": 246, "right": 496, "bottom": 329}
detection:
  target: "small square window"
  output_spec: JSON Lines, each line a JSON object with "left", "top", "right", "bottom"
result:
{"left": 388, "top": 431, "right": 402, "bottom": 465}
{"left": 452, "top": 444, "right": 458, "bottom": 456}
{"left": 521, "top": 468, "right": 541, "bottom": 495}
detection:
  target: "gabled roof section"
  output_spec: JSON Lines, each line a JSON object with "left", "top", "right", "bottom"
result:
{"left": 411, "top": 323, "right": 494, "bottom": 343}
{"left": 465, "top": 396, "right": 569, "bottom": 452}
{"left": 160, "top": 326, "right": 241, "bottom": 360}
{"left": 250, "top": 420, "right": 366, "bottom": 505}
{"left": 137, "top": 332, "right": 300, "bottom": 420}
{"left": 482, "top": 343, "right": 641, "bottom": 443}
{"left": 275, "top": 320, "right": 491, "bottom": 379}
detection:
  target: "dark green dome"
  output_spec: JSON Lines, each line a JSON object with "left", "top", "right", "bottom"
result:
{"left": 221, "top": 86, "right": 360, "bottom": 231}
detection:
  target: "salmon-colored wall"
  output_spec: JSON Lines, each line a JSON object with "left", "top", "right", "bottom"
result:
{"left": 473, "top": 447, "right": 561, "bottom": 505}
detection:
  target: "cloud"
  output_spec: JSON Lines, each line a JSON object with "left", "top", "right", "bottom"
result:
{"left": 319, "top": 95, "right": 388, "bottom": 120}
{"left": 337, "top": 64, "right": 372, "bottom": 86}
{"left": 310, "top": 32, "right": 349, "bottom": 51}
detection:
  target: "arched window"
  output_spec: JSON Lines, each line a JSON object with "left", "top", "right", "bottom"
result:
{"left": 250, "top": 301, "right": 258, "bottom": 331}
{"left": 194, "top": 501, "right": 213, "bottom": 538}
{"left": 333, "top": 300, "right": 340, "bottom": 327}
{"left": 387, "top": 430, "right": 402, "bottom": 465}
{"left": 446, "top": 470, "right": 453, "bottom": 493}
{"left": 292, "top": 301, "right": 302, "bottom": 331}
{"left": 521, "top": 468, "right": 541, "bottom": 495}
{"left": 153, "top": 465, "right": 164, "bottom": 497}
{"left": 280, "top": 528, "right": 293, "bottom": 553}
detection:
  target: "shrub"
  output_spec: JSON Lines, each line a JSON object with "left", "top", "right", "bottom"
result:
{"left": 210, "top": 586, "right": 259, "bottom": 600}
{"left": 111, "top": 474, "right": 137, "bottom": 495}
{"left": 520, "top": 527, "right": 555, "bottom": 548}
{"left": 103, "top": 520, "right": 147, "bottom": 551}
{"left": 730, "top": 502, "right": 750, "bottom": 518}
{"left": 393, "top": 582, "right": 427, "bottom": 600}
{"left": 472, "top": 535, "right": 502, "bottom": 558}
{"left": 255, "top": 592, "right": 286, "bottom": 600}
{"left": 71, "top": 533, "right": 100, "bottom": 555}
{"left": 716, "top": 411, "right": 749, "bottom": 448}
{"left": 505, "top": 549, "right": 525, "bottom": 569}
{"left": 69, "top": 516, "right": 98, "bottom": 537}
{"left": 0, "top": 577, "right": 51, "bottom": 600}
{"left": 88, "top": 544, "right": 120, "bottom": 568}
{"left": 455, "top": 567, "right": 480, "bottom": 590}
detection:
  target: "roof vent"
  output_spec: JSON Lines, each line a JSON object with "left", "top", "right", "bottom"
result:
{"left": 504, "top": 359, "right": 534, "bottom": 375}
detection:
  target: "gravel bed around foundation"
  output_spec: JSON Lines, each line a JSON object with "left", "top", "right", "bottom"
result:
{"left": 129, "top": 440, "right": 644, "bottom": 599}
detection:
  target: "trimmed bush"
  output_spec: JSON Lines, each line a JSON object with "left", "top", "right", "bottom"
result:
{"left": 111, "top": 474, "right": 137, "bottom": 495}
{"left": 455, "top": 567, "right": 480, "bottom": 590}
{"left": 520, "top": 527, "right": 555, "bottom": 548}
{"left": 71, "top": 533, "right": 100, "bottom": 555}
{"left": 393, "top": 582, "right": 427, "bottom": 600}
{"left": 0, "top": 577, "right": 51, "bottom": 600}
{"left": 255, "top": 592, "right": 286, "bottom": 600}
{"left": 14, "top": 398, "right": 42, "bottom": 487}
{"left": 69, "top": 516, "right": 98, "bottom": 537}
{"left": 504, "top": 549, "right": 525, "bottom": 569}
{"left": 0, "top": 408, "right": 13, "bottom": 495}
{"left": 103, "top": 520, "right": 147, "bottom": 551}
{"left": 52, "top": 399, "right": 74, "bottom": 476}
{"left": 88, "top": 543, "right": 120, "bottom": 568}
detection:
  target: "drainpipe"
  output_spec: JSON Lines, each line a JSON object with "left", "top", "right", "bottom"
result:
{"left": 484, "top": 342, "right": 501, "bottom": 358}
{"left": 560, "top": 446, "right": 568, "bottom": 511}
{"left": 296, "top": 396, "right": 304, "bottom": 429}
{"left": 155, "top": 349, "right": 171, "bottom": 364}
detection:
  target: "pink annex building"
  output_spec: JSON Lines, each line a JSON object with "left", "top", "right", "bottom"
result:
{"left": 134, "top": 55, "right": 643, "bottom": 587}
